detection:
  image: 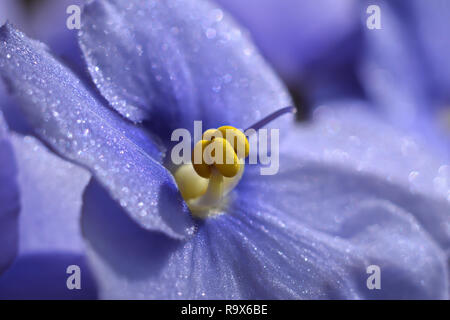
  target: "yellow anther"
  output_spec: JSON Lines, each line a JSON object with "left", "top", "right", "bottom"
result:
{"left": 192, "top": 126, "right": 249, "bottom": 179}
{"left": 174, "top": 107, "right": 294, "bottom": 216}
{"left": 192, "top": 140, "right": 213, "bottom": 178}
{"left": 208, "top": 137, "right": 240, "bottom": 178}
{"left": 218, "top": 126, "right": 249, "bottom": 158}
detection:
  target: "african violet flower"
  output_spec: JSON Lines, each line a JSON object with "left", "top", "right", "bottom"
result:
{"left": 0, "top": 0, "right": 449, "bottom": 299}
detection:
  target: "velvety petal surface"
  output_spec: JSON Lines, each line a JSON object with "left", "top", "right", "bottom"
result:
{"left": 81, "top": 158, "right": 448, "bottom": 299}
{"left": 0, "top": 134, "right": 96, "bottom": 299}
{"left": 0, "top": 111, "right": 19, "bottom": 275}
{"left": 79, "top": 0, "right": 292, "bottom": 137}
{"left": 0, "top": 24, "right": 194, "bottom": 239}
{"left": 236, "top": 159, "right": 448, "bottom": 299}
{"left": 282, "top": 102, "right": 450, "bottom": 249}
{"left": 26, "top": 0, "right": 89, "bottom": 76}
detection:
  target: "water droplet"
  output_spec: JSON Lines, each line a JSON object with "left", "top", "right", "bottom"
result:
{"left": 211, "top": 9, "right": 223, "bottom": 22}
{"left": 139, "top": 210, "right": 148, "bottom": 217}
{"left": 223, "top": 74, "right": 232, "bottom": 83}
{"left": 205, "top": 28, "right": 216, "bottom": 39}
{"left": 408, "top": 171, "right": 419, "bottom": 182}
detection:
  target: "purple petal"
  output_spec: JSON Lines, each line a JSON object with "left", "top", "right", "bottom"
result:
{"left": 0, "top": 0, "right": 25, "bottom": 27}
{"left": 357, "top": 1, "right": 449, "bottom": 155}
{"left": 81, "top": 158, "right": 448, "bottom": 298}
{"left": 79, "top": 0, "right": 292, "bottom": 134}
{"left": 283, "top": 102, "right": 450, "bottom": 206}
{"left": 409, "top": 0, "right": 450, "bottom": 97}
{"left": 81, "top": 104, "right": 449, "bottom": 299}
{"left": 0, "top": 111, "right": 19, "bottom": 275}
{"left": 237, "top": 161, "right": 448, "bottom": 299}
{"left": 0, "top": 24, "right": 195, "bottom": 239}
{"left": 79, "top": 103, "right": 448, "bottom": 299}
{"left": 282, "top": 102, "right": 450, "bottom": 254}
{"left": 0, "top": 253, "right": 96, "bottom": 299}
{"left": 0, "top": 134, "right": 96, "bottom": 299}
{"left": 10, "top": 135, "right": 91, "bottom": 253}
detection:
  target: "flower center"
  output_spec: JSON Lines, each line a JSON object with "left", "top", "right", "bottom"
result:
{"left": 174, "top": 125, "right": 249, "bottom": 218}
{"left": 173, "top": 106, "right": 295, "bottom": 218}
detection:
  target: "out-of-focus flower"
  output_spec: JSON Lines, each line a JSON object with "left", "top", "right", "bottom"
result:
{"left": 222, "top": 0, "right": 450, "bottom": 154}
{"left": 358, "top": 0, "right": 450, "bottom": 157}
{"left": 214, "top": 0, "right": 364, "bottom": 112}
{"left": 215, "top": 0, "right": 360, "bottom": 83}
{"left": 0, "top": 0, "right": 24, "bottom": 27}
{"left": 0, "top": 0, "right": 87, "bottom": 73}
{"left": 0, "top": 0, "right": 448, "bottom": 299}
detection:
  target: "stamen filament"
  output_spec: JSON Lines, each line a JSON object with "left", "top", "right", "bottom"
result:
{"left": 245, "top": 106, "right": 296, "bottom": 132}
{"left": 188, "top": 168, "right": 225, "bottom": 217}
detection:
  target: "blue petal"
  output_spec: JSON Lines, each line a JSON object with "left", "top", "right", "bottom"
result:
{"left": 0, "top": 111, "right": 19, "bottom": 275}
{"left": 0, "top": 24, "right": 195, "bottom": 239}
{"left": 79, "top": 0, "right": 292, "bottom": 134}
{"left": 0, "top": 134, "right": 96, "bottom": 299}
{"left": 237, "top": 160, "right": 448, "bottom": 299}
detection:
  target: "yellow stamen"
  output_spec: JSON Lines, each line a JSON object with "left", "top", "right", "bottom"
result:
{"left": 206, "top": 137, "right": 240, "bottom": 178}
{"left": 175, "top": 126, "right": 249, "bottom": 217}
{"left": 217, "top": 125, "right": 249, "bottom": 158}
{"left": 192, "top": 126, "right": 248, "bottom": 179}
{"left": 173, "top": 107, "right": 295, "bottom": 218}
